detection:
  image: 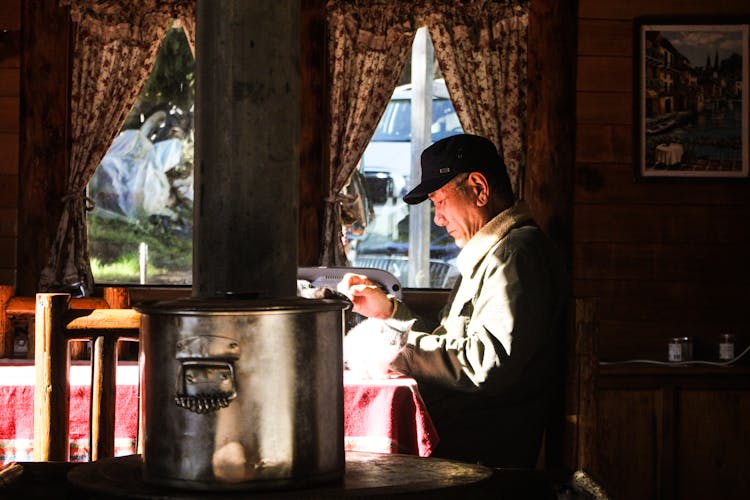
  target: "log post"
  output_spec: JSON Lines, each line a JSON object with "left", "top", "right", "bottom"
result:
{"left": 103, "top": 286, "right": 130, "bottom": 309}
{"left": 0, "top": 285, "right": 14, "bottom": 358}
{"left": 33, "top": 292, "right": 71, "bottom": 461}
{"left": 104, "top": 286, "right": 135, "bottom": 359}
{"left": 526, "top": 0, "right": 576, "bottom": 264}
{"left": 576, "top": 298, "right": 599, "bottom": 471}
{"left": 90, "top": 334, "right": 117, "bottom": 460}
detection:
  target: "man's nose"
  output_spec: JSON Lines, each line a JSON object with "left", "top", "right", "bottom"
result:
{"left": 434, "top": 210, "right": 446, "bottom": 226}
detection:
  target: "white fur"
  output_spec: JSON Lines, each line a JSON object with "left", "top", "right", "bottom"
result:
{"left": 343, "top": 318, "right": 416, "bottom": 379}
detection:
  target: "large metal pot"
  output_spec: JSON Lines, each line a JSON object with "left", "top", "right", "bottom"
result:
{"left": 136, "top": 296, "right": 348, "bottom": 491}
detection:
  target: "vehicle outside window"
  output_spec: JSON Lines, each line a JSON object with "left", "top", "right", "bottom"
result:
{"left": 350, "top": 79, "right": 463, "bottom": 288}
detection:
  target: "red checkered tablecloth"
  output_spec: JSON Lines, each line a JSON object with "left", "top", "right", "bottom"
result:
{"left": 0, "top": 362, "right": 439, "bottom": 464}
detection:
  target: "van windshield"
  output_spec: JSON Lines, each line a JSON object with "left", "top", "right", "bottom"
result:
{"left": 372, "top": 99, "right": 462, "bottom": 143}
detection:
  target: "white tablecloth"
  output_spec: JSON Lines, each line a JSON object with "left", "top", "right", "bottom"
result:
{"left": 655, "top": 143, "right": 684, "bottom": 165}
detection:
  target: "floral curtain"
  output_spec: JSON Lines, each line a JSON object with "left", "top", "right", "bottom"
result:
{"left": 321, "top": 0, "right": 416, "bottom": 266}
{"left": 176, "top": 15, "right": 196, "bottom": 56}
{"left": 40, "top": 0, "right": 194, "bottom": 293}
{"left": 423, "top": 0, "right": 528, "bottom": 198}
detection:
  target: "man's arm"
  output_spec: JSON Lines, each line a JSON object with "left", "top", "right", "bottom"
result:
{"left": 391, "top": 243, "right": 557, "bottom": 395}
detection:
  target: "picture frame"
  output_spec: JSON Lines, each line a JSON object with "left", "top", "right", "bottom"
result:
{"left": 634, "top": 17, "right": 749, "bottom": 179}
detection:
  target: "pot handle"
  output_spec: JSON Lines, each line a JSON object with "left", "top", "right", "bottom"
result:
{"left": 174, "top": 360, "right": 238, "bottom": 414}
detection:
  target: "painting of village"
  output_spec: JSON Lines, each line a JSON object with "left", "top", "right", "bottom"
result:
{"left": 638, "top": 23, "right": 748, "bottom": 178}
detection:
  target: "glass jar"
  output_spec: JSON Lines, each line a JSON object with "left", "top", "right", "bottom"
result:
{"left": 668, "top": 336, "right": 693, "bottom": 362}
{"left": 719, "top": 333, "right": 735, "bottom": 361}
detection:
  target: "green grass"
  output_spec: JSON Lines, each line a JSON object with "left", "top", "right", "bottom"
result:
{"left": 90, "top": 255, "right": 166, "bottom": 282}
{"left": 88, "top": 211, "right": 192, "bottom": 284}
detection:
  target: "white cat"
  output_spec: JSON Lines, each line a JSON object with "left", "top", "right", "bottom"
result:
{"left": 343, "top": 317, "right": 416, "bottom": 379}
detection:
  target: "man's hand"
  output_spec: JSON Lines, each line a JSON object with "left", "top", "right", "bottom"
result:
{"left": 337, "top": 273, "right": 394, "bottom": 319}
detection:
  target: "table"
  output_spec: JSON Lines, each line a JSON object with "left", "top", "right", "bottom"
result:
{"left": 344, "top": 372, "right": 439, "bottom": 456}
{"left": 0, "top": 362, "right": 438, "bottom": 463}
{"left": 655, "top": 142, "right": 684, "bottom": 165}
{"left": 0, "top": 361, "right": 139, "bottom": 462}
{"left": 2, "top": 452, "right": 537, "bottom": 499}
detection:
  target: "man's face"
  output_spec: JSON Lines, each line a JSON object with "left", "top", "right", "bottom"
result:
{"left": 428, "top": 174, "right": 484, "bottom": 248}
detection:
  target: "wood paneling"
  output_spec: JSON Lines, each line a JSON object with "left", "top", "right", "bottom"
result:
{"left": 579, "top": 0, "right": 750, "bottom": 19}
{"left": 578, "top": 0, "right": 750, "bottom": 20}
{"left": 596, "top": 389, "right": 660, "bottom": 499}
{"left": 525, "top": 0, "right": 576, "bottom": 262}
{"left": 0, "top": 174, "right": 18, "bottom": 207}
{"left": 676, "top": 390, "right": 750, "bottom": 500}
{"left": 0, "top": 30, "right": 21, "bottom": 68}
{"left": 574, "top": 204, "right": 750, "bottom": 243}
{"left": 575, "top": 163, "right": 750, "bottom": 205}
{"left": 0, "top": 0, "right": 19, "bottom": 282}
{"left": 0, "top": 68, "right": 19, "bottom": 96}
{"left": 299, "top": 0, "right": 327, "bottom": 266}
{"left": 598, "top": 319, "right": 747, "bottom": 362}
{"left": 0, "top": 96, "right": 19, "bottom": 133}
{"left": 0, "top": 133, "right": 18, "bottom": 176}
{"left": 0, "top": 208, "right": 16, "bottom": 236}
{"left": 575, "top": 2, "right": 750, "bottom": 496}
{"left": 595, "top": 323, "right": 746, "bottom": 361}
{"left": 0, "top": 0, "right": 21, "bottom": 30}
{"left": 578, "top": 19, "right": 632, "bottom": 57}
{"left": 577, "top": 92, "right": 632, "bottom": 125}
{"left": 574, "top": 242, "right": 750, "bottom": 281}
{"left": 0, "top": 237, "right": 15, "bottom": 266}
{"left": 0, "top": 269, "right": 13, "bottom": 283}
{"left": 592, "top": 369, "right": 750, "bottom": 500}
{"left": 17, "top": 0, "right": 70, "bottom": 294}
{"left": 575, "top": 124, "right": 631, "bottom": 163}
{"left": 577, "top": 56, "right": 632, "bottom": 93}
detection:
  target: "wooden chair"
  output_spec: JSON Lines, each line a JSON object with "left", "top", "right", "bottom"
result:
{"left": 33, "top": 291, "right": 141, "bottom": 461}
{"left": 1, "top": 285, "right": 137, "bottom": 359}
{"left": 2, "top": 285, "right": 113, "bottom": 359}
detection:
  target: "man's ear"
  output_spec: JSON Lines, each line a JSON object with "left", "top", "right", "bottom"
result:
{"left": 467, "top": 172, "right": 490, "bottom": 207}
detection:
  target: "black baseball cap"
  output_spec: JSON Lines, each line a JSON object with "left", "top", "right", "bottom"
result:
{"left": 402, "top": 133, "right": 506, "bottom": 205}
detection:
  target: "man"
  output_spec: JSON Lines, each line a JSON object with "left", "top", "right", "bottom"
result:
{"left": 338, "top": 134, "right": 569, "bottom": 467}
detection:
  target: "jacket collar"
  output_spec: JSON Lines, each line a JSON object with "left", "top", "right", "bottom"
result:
{"left": 455, "top": 201, "right": 536, "bottom": 278}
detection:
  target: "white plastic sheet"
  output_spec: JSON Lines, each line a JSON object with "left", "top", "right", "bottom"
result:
{"left": 91, "top": 120, "right": 185, "bottom": 220}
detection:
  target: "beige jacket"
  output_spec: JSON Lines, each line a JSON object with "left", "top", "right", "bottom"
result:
{"left": 391, "top": 202, "right": 569, "bottom": 465}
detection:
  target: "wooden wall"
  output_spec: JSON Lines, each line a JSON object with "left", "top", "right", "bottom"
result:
{"left": 299, "top": 0, "right": 327, "bottom": 266}
{"left": 575, "top": 0, "right": 750, "bottom": 361}
{"left": 576, "top": 1, "right": 750, "bottom": 499}
{"left": 1, "top": 1, "right": 748, "bottom": 493}
{"left": 0, "top": 0, "right": 20, "bottom": 286}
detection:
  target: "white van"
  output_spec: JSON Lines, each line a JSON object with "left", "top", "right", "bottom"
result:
{"left": 352, "top": 79, "right": 462, "bottom": 288}
{"left": 360, "top": 79, "right": 463, "bottom": 183}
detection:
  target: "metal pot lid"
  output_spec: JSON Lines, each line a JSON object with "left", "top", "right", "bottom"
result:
{"left": 134, "top": 295, "right": 350, "bottom": 316}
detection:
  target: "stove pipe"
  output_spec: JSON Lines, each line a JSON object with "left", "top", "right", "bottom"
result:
{"left": 193, "top": 0, "right": 300, "bottom": 298}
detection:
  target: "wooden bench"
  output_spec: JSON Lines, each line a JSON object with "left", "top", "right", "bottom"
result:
{"left": 33, "top": 292, "right": 141, "bottom": 461}
{"left": 1, "top": 285, "right": 144, "bottom": 461}
{"left": 1, "top": 285, "right": 132, "bottom": 360}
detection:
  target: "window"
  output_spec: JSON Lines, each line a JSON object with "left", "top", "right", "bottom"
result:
{"left": 349, "top": 29, "right": 463, "bottom": 289}
{"left": 87, "top": 26, "right": 194, "bottom": 285}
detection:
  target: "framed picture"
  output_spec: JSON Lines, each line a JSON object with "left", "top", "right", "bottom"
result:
{"left": 634, "top": 18, "right": 749, "bottom": 179}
